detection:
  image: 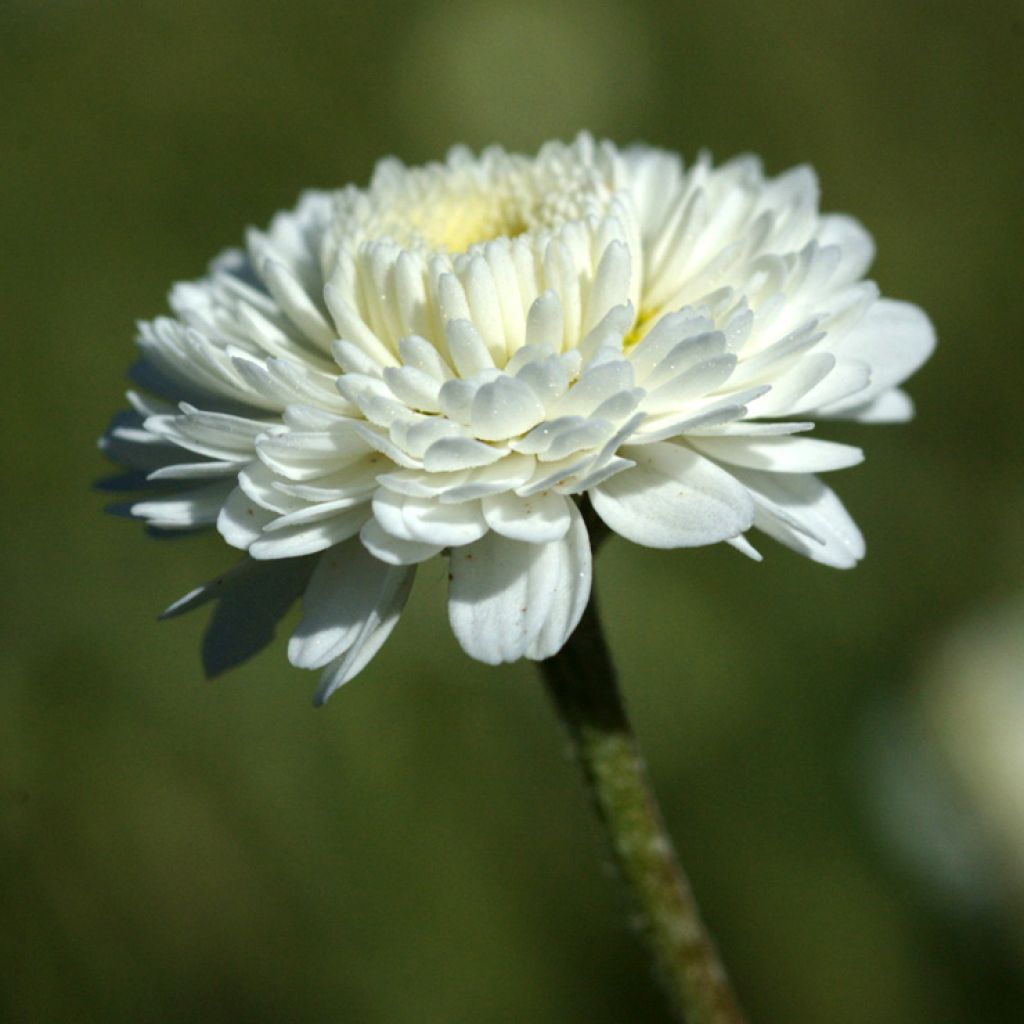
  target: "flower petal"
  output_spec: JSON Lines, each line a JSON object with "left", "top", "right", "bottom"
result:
{"left": 590, "top": 442, "right": 755, "bottom": 548}
{"left": 448, "top": 502, "right": 591, "bottom": 664}
{"left": 689, "top": 435, "right": 863, "bottom": 473}
{"left": 217, "top": 483, "right": 277, "bottom": 548}
{"left": 823, "top": 299, "right": 935, "bottom": 413}
{"left": 482, "top": 490, "right": 573, "bottom": 543}
{"left": 288, "top": 539, "right": 414, "bottom": 674}
{"left": 359, "top": 518, "right": 444, "bottom": 565}
{"left": 310, "top": 567, "right": 415, "bottom": 704}
{"left": 248, "top": 504, "right": 369, "bottom": 559}
{"left": 470, "top": 375, "right": 546, "bottom": 441}
{"left": 730, "top": 467, "right": 865, "bottom": 568}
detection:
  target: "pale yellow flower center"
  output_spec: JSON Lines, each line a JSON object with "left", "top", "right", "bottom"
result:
{"left": 335, "top": 147, "right": 615, "bottom": 256}
{"left": 388, "top": 188, "right": 532, "bottom": 252}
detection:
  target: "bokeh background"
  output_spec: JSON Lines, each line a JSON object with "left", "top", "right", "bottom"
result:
{"left": 3, "top": 1, "right": 1023, "bottom": 1021}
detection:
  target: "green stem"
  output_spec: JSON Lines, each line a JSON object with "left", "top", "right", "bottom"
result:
{"left": 538, "top": 581, "right": 746, "bottom": 1024}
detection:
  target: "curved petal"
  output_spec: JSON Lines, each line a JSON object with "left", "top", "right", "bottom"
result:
{"left": 448, "top": 503, "right": 591, "bottom": 664}
{"left": 730, "top": 467, "right": 865, "bottom": 568}
{"left": 373, "top": 489, "right": 488, "bottom": 546}
{"left": 313, "top": 594, "right": 411, "bottom": 705}
{"left": 248, "top": 504, "right": 369, "bottom": 559}
{"left": 689, "top": 435, "right": 863, "bottom": 473}
{"left": 590, "top": 442, "right": 755, "bottom": 548}
{"left": 823, "top": 299, "right": 935, "bottom": 414}
{"left": 360, "top": 517, "right": 443, "bottom": 565}
{"left": 217, "top": 484, "right": 277, "bottom": 548}
{"left": 125, "top": 480, "right": 235, "bottom": 531}
{"left": 821, "top": 387, "right": 914, "bottom": 423}
{"left": 288, "top": 539, "right": 414, "bottom": 674}
{"left": 815, "top": 213, "right": 875, "bottom": 283}
{"left": 481, "top": 490, "right": 573, "bottom": 543}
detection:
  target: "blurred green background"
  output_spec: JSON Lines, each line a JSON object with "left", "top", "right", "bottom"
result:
{"left": 2, "top": 0, "right": 1023, "bottom": 1021}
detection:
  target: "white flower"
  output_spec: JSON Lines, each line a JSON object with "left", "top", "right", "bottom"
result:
{"left": 100, "top": 134, "right": 934, "bottom": 703}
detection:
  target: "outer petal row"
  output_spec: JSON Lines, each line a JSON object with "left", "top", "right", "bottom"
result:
{"left": 448, "top": 502, "right": 592, "bottom": 664}
{"left": 287, "top": 539, "right": 416, "bottom": 705}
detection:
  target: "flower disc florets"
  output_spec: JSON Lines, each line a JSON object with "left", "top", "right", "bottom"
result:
{"left": 101, "top": 134, "right": 934, "bottom": 702}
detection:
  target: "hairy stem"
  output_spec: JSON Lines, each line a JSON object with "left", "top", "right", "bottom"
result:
{"left": 538, "top": 584, "right": 745, "bottom": 1024}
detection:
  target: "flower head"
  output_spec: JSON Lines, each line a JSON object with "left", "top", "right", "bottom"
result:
{"left": 100, "top": 135, "right": 934, "bottom": 702}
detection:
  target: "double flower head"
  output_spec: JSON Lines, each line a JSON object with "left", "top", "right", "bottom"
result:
{"left": 101, "top": 135, "right": 934, "bottom": 702}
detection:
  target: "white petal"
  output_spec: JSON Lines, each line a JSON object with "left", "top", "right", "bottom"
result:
{"left": 437, "top": 378, "right": 477, "bottom": 424}
{"left": 261, "top": 259, "right": 335, "bottom": 349}
{"left": 689, "top": 435, "right": 863, "bottom": 473}
{"left": 393, "top": 251, "right": 432, "bottom": 338}
{"left": 325, "top": 286, "right": 397, "bottom": 367}
{"left": 543, "top": 240, "right": 582, "bottom": 347}
{"left": 389, "top": 415, "right": 464, "bottom": 460}
{"left": 512, "top": 415, "right": 585, "bottom": 456}
{"left": 126, "top": 480, "right": 235, "bottom": 530}
{"left": 398, "top": 334, "right": 455, "bottom": 381}
{"left": 640, "top": 354, "right": 738, "bottom": 415}
{"left": 793, "top": 359, "right": 872, "bottom": 414}
{"left": 688, "top": 421, "right": 814, "bottom": 438}
{"left": 312, "top": 563, "right": 413, "bottom": 704}
{"left": 265, "top": 494, "right": 374, "bottom": 531}
{"left": 349, "top": 422, "right": 422, "bottom": 469}
{"left": 482, "top": 490, "right": 573, "bottom": 543}
{"left": 217, "top": 484, "right": 276, "bottom": 548}
{"left": 470, "top": 375, "right": 546, "bottom": 441}
{"left": 383, "top": 365, "right": 442, "bottom": 412}
{"left": 515, "top": 354, "right": 571, "bottom": 408}
{"left": 516, "top": 451, "right": 597, "bottom": 497}
{"left": 557, "top": 359, "right": 635, "bottom": 418}
{"left": 437, "top": 454, "right": 536, "bottom": 502}
{"left": 590, "top": 442, "right": 755, "bottom": 548}
{"left": 446, "top": 318, "right": 495, "bottom": 377}
{"left": 373, "top": 488, "right": 488, "bottom": 546}
{"left": 332, "top": 338, "right": 388, "bottom": 376}
{"left": 143, "top": 408, "right": 264, "bottom": 462}
{"left": 402, "top": 496, "right": 488, "bottom": 547}
{"left": 257, "top": 427, "right": 370, "bottom": 480}
{"left": 462, "top": 255, "right": 507, "bottom": 364}
{"left": 638, "top": 329, "right": 726, "bottom": 389}
{"left": 538, "top": 419, "right": 615, "bottom": 463}
{"left": 146, "top": 460, "right": 239, "bottom": 483}
{"left": 448, "top": 503, "right": 591, "bottom": 664}
{"left": 823, "top": 387, "right": 915, "bottom": 423}
{"left": 576, "top": 302, "right": 633, "bottom": 363}
{"left": 583, "top": 240, "right": 631, "bottom": 334}
{"left": 824, "top": 299, "right": 935, "bottom": 412}
{"left": 423, "top": 436, "right": 505, "bottom": 472}
{"left": 376, "top": 468, "right": 469, "bottom": 498}
{"left": 287, "top": 541, "right": 413, "bottom": 691}
{"left": 237, "top": 461, "right": 306, "bottom": 514}
{"left": 816, "top": 213, "right": 875, "bottom": 282}
{"left": 628, "top": 311, "right": 716, "bottom": 381}
{"left": 271, "top": 457, "right": 380, "bottom": 502}
{"left": 562, "top": 454, "right": 636, "bottom": 493}
{"left": 248, "top": 504, "right": 368, "bottom": 559}
{"left": 727, "top": 534, "right": 763, "bottom": 562}
{"left": 359, "top": 518, "right": 443, "bottom": 565}
{"left": 524, "top": 290, "right": 564, "bottom": 350}
{"left": 744, "top": 356, "right": 833, "bottom": 423}
{"left": 630, "top": 398, "right": 751, "bottom": 445}
{"left": 731, "top": 468, "right": 865, "bottom": 568}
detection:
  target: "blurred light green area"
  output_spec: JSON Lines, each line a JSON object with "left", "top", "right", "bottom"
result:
{"left": 2, "top": 1, "right": 1022, "bottom": 1021}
